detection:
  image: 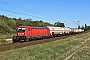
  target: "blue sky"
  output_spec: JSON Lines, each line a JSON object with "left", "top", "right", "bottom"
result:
{"left": 0, "top": 0, "right": 90, "bottom": 28}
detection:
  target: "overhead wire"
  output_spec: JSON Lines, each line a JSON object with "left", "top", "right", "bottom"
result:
{"left": 0, "top": 0, "right": 53, "bottom": 21}
{"left": 0, "top": 8, "right": 51, "bottom": 20}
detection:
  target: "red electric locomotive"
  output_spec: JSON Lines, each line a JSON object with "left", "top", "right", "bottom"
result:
{"left": 13, "top": 26, "right": 50, "bottom": 42}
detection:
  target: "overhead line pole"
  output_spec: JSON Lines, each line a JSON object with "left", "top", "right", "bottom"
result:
{"left": 73, "top": 20, "right": 80, "bottom": 29}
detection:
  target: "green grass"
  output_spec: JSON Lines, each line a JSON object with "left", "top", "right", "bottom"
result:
{"left": 0, "top": 40, "right": 8, "bottom": 45}
{"left": 0, "top": 32, "right": 90, "bottom": 60}
{"left": 69, "top": 38, "right": 90, "bottom": 60}
{"left": 0, "top": 33, "right": 15, "bottom": 38}
{"left": 0, "top": 33, "right": 15, "bottom": 45}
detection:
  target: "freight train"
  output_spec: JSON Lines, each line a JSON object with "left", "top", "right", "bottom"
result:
{"left": 13, "top": 26, "right": 84, "bottom": 43}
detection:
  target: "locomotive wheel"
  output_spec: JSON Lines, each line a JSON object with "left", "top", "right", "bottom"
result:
{"left": 25, "top": 38, "right": 29, "bottom": 42}
{"left": 42, "top": 36, "right": 45, "bottom": 39}
{"left": 33, "top": 37, "right": 37, "bottom": 41}
{"left": 13, "top": 39, "right": 16, "bottom": 43}
{"left": 12, "top": 36, "right": 17, "bottom": 43}
{"left": 19, "top": 40, "right": 22, "bottom": 43}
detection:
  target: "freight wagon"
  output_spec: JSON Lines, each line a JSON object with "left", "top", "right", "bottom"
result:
{"left": 47, "top": 26, "right": 64, "bottom": 36}
{"left": 47, "top": 26, "right": 71, "bottom": 36}
{"left": 13, "top": 26, "right": 50, "bottom": 42}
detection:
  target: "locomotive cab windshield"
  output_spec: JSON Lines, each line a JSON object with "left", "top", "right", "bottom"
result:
{"left": 17, "top": 28, "right": 26, "bottom": 32}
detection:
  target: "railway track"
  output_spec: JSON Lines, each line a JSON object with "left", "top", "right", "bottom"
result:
{"left": 0, "top": 33, "right": 84, "bottom": 51}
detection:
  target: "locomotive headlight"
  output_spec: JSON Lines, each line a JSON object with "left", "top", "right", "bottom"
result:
{"left": 22, "top": 33, "right": 24, "bottom": 34}
{"left": 18, "top": 33, "right": 19, "bottom": 35}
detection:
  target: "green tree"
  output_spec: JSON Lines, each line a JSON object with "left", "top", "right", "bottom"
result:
{"left": 0, "top": 15, "right": 54, "bottom": 35}
{"left": 16, "top": 18, "right": 22, "bottom": 27}
{"left": 54, "top": 21, "right": 65, "bottom": 27}
{"left": 81, "top": 25, "right": 84, "bottom": 30}
{"left": 78, "top": 26, "right": 81, "bottom": 29}
{"left": 85, "top": 24, "right": 88, "bottom": 31}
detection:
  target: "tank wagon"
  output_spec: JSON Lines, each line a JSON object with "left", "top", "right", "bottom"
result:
{"left": 78, "top": 29, "right": 84, "bottom": 32}
{"left": 47, "top": 26, "right": 71, "bottom": 36}
{"left": 47, "top": 26, "right": 64, "bottom": 36}
{"left": 71, "top": 28, "right": 84, "bottom": 34}
{"left": 63, "top": 27, "right": 71, "bottom": 35}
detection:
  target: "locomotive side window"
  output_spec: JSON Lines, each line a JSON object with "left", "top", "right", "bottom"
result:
{"left": 28, "top": 28, "right": 30, "bottom": 31}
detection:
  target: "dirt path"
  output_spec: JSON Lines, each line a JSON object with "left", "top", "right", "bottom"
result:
{"left": 64, "top": 38, "right": 89, "bottom": 60}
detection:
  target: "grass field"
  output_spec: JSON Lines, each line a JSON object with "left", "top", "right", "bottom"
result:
{"left": 0, "top": 32, "right": 90, "bottom": 60}
{"left": 0, "top": 33, "right": 15, "bottom": 39}
{"left": 0, "top": 33, "right": 15, "bottom": 45}
{"left": 0, "top": 40, "right": 8, "bottom": 45}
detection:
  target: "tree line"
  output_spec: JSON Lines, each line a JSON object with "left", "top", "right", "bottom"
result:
{"left": 78, "top": 24, "right": 90, "bottom": 31}
{"left": 0, "top": 15, "right": 89, "bottom": 35}
{"left": 0, "top": 15, "right": 65, "bottom": 34}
